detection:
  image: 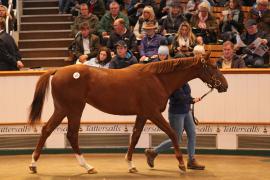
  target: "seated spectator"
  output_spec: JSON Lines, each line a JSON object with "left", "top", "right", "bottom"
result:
{"left": 0, "top": 4, "right": 14, "bottom": 32}
{"left": 171, "top": 22, "right": 196, "bottom": 58}
{"left": 217, "top": 41, "right": 246, "bottom": 68}
{"left": 219, "top": 0, "right": 244, "bottom": 37}
{"left": 0, "top": 19, "right": 23, "bottom": 70}
{"left": 190, "top": 2, "right": 218, "bottom": 44}
{"left": 87, "top": 0, "right": 106, "bottom": 19}
{"left": 107, "top": 18, "right": 137, "bottom": 55}
{"left": 70, "top": 0, "right": 105, "bottom": 19}
{"left": 133, "top": 6, "right": 158, "bottom": 40}
{"left": 97, "top": 1, "right": 129, "bottom": 45}
{"left": 159, "top": 1, "right": 187, "bottom": 45}
{"left": 193, "top": 36, "right": 206, "bottom": 55}
{"left": 241, "top": 0, "right": 256, "bottom": 6}
{"left": 109, "top": 40, "right": 138, "bottom": 69}
{"left": 249, "top": 0, "right": 270, "bottom": 33}
{"left": 249, "top": 0, "right": 270, "bottom": 21}
{"left": 128, "top": 0, "right": 157, "bottom": 26}
{"left": 59, "top": 0, "right": 72, "bottom": 14}
{"left": 139, "top": 22, "right": 165, "bottom": 63}
{"left": 212, "top": 0, "right": 228, "bottom": 6}
{"left": 84, "top": 47, "right": 111, "bottom": 68}
{"left": 236, "top": 19, "right": 270, "bottom": 67}
{"left": 186, "top": 0, "right": 211, "bottom": 14}
{"left": 157, "top": 0, "right": 180, "bottom": 20}
{"left": 157, "top": 45, "right": 170, "bottom": 61}
{"left": 73, "top": 22, "right": 100, "bottom": 64}
{"left": 105, "top": 0, "right": 125, "bottom": 10}
{"left": 71, "top": 3, "right": 99, "bottom": 36}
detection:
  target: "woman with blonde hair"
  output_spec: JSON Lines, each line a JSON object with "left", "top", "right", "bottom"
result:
{"left": 190, "top": 1, "right": 218, "bottom": 44}
{"left": 171, "top": 21, "right": 196, "bottom": 58}
{"left": 133, "top": 6, "right": 159, "bottom": 40}
{"left": 0, "top": 4, "right": 14, "bottom": 32}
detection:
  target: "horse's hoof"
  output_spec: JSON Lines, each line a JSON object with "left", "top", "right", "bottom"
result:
{"left": 129, "top": 167, "right": 138, "bottom": 173}
{"left": 29, "top": 166, "right": 37, "bottom": 174}
{"left": 88, "top": 168, "right": 98, "bottom": 174}
{"left": 178, "top": 164, "right": 186, "bottom": 172}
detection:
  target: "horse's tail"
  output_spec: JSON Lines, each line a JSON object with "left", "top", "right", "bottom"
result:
{"left": 28, "top": 69, "right": 57, "bottom": 126}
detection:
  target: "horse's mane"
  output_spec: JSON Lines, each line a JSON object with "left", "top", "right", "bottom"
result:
{"left": 133, "top": 57, "right": 197, "bottom": 74}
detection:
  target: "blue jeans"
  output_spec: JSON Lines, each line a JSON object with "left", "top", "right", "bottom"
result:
{"left": 154, "top": 111, "right": 196, "bottom": 160}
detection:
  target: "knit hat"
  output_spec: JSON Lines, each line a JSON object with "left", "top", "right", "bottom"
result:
{"left": 158, "top": 45, "right": 169, "bottom": 55}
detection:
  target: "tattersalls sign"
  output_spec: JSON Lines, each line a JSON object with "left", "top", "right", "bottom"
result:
{"left": 0, "top": 124, "right": 267, "bottom": 135}
{"left": 0, "top": 124, "right": 268, "bottom": 150}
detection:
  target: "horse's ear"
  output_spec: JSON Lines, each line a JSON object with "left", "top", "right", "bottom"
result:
{"left": 204, "top": 51, "right": 211, "bottom": 61}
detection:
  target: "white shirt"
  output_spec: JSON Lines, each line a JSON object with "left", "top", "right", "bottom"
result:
{"left": 83, "top": 38, "right": 90, "bottom": 55}
{"left": 84, "top": 58, "right": 110, "bottom": 68}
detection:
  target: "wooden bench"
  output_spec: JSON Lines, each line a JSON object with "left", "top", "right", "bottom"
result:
{"left": 205, "top": 44, "right": 223, "bottom": 62}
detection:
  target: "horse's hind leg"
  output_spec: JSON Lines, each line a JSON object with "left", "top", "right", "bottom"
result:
{"left": 29, "top": 110, "right": 65, "bottom": 173}
{"left": 125, "top": 116, "right": 147, "bottom": 173}
{"left": 66, "top": 104, "right": 97, "bottom": 174}
{"left": 149, "top": 113, "right": 186, "bottom": 172}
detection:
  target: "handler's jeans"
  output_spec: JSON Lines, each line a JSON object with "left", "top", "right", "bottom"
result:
{"left": 154, "top": 111, "right": 196, "bottom": 160}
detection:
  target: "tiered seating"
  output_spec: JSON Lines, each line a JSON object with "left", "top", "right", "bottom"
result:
{"left": 204, "top": 44, "right": 223, "bottom": 62}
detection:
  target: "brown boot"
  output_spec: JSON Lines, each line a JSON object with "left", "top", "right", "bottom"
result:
{"left": 187, "top": 159, "right": 205, "bottom": 170}
{"left": 144, "top": 148, "right": 158, "bottom": 168}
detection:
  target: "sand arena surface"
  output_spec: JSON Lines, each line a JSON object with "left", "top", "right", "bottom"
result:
{"left": 0, "top": 153, "right": 270, "bottom": 180}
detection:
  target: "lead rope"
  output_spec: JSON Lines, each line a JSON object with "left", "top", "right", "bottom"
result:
{"left": 191, "top": 88, "right": 214, "bottom": 125}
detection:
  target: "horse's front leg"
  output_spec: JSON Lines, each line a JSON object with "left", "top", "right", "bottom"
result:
{"left": 125, "top": 116, "right": 146, "bottom": 173}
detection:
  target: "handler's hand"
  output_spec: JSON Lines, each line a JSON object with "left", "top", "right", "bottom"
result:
{"left": 193, "top": 97, "right": 201, "bottom": 103}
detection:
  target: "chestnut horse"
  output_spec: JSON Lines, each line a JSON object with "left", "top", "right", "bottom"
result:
{"left": 28, "top": 54, "right": 227, "bottom": 174}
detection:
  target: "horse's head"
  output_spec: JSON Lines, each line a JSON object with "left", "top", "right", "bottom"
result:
{"left": 196, "top": 52, "right": 228, "bottom": 93}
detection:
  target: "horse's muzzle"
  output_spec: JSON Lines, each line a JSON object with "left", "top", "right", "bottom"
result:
{"left": 217, "top": 84, "right": 228, "bottom": 93}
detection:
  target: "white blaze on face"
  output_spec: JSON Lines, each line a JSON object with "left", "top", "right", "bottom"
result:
{"left": 73, "top": 72, "right": 80, "bottom": 79}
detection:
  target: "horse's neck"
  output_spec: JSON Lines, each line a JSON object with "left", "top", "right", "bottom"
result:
{"left": 158, "top": 66, "right": 198, "bottom": 96}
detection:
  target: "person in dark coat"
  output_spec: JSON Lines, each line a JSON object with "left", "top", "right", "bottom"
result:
{"left": 217, "top": 41, "right": 246, "bottom": 69}
{"left": 109, "top": 40, "right": 138, "bottom": 69}
{"left": 0, "top": 19, "right": 23, "bottom": 70}
{"left": 145, "top": 83, "right": 205, "bottom": 170}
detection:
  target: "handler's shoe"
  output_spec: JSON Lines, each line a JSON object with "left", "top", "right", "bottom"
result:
{"left": 187, "top": 159, "right": 205, "bottom": 170}
{"left": 145, "top": 148, "right": 158, "bottom": 168}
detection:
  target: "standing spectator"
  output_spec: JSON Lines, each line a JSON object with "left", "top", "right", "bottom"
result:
{"left": 144, "top": 83, "right": 205, "bottom": 170}
{"left": 133, "top": 6, "right": 158, "bottom": 40}
{"left": 71, "top": 3, "right": 99, "bottom": 36}
{"left": 84, "top": 47, "right": 112, "bottom": 68}
{"left": 97, "top": 1, "right": 129, "bottom": 45}
{"left": 73, "top": 22, "right": 100, "bottom": 64}
{"left": 109, "top": 40, "right": 138, "bottom": 69}
{"left": 190, "top": 2, "right": 218, "bottom": 44}
{"left": 160, "top": 1, "right": 187, "bottom": 45}
{"left": 171, "top": 21, "right": 196, "bottom": 58}
{"left": 107, "top": 18, "right": 137, "bottom": 55}
{"left": 0, "top": 19, "right": 23, "bottom": 70}
{"left": 217, "top": 41, "right": 246, "bottom": 68}
{"left": 139, "top": 22, "right": 164, "bottom": 63}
